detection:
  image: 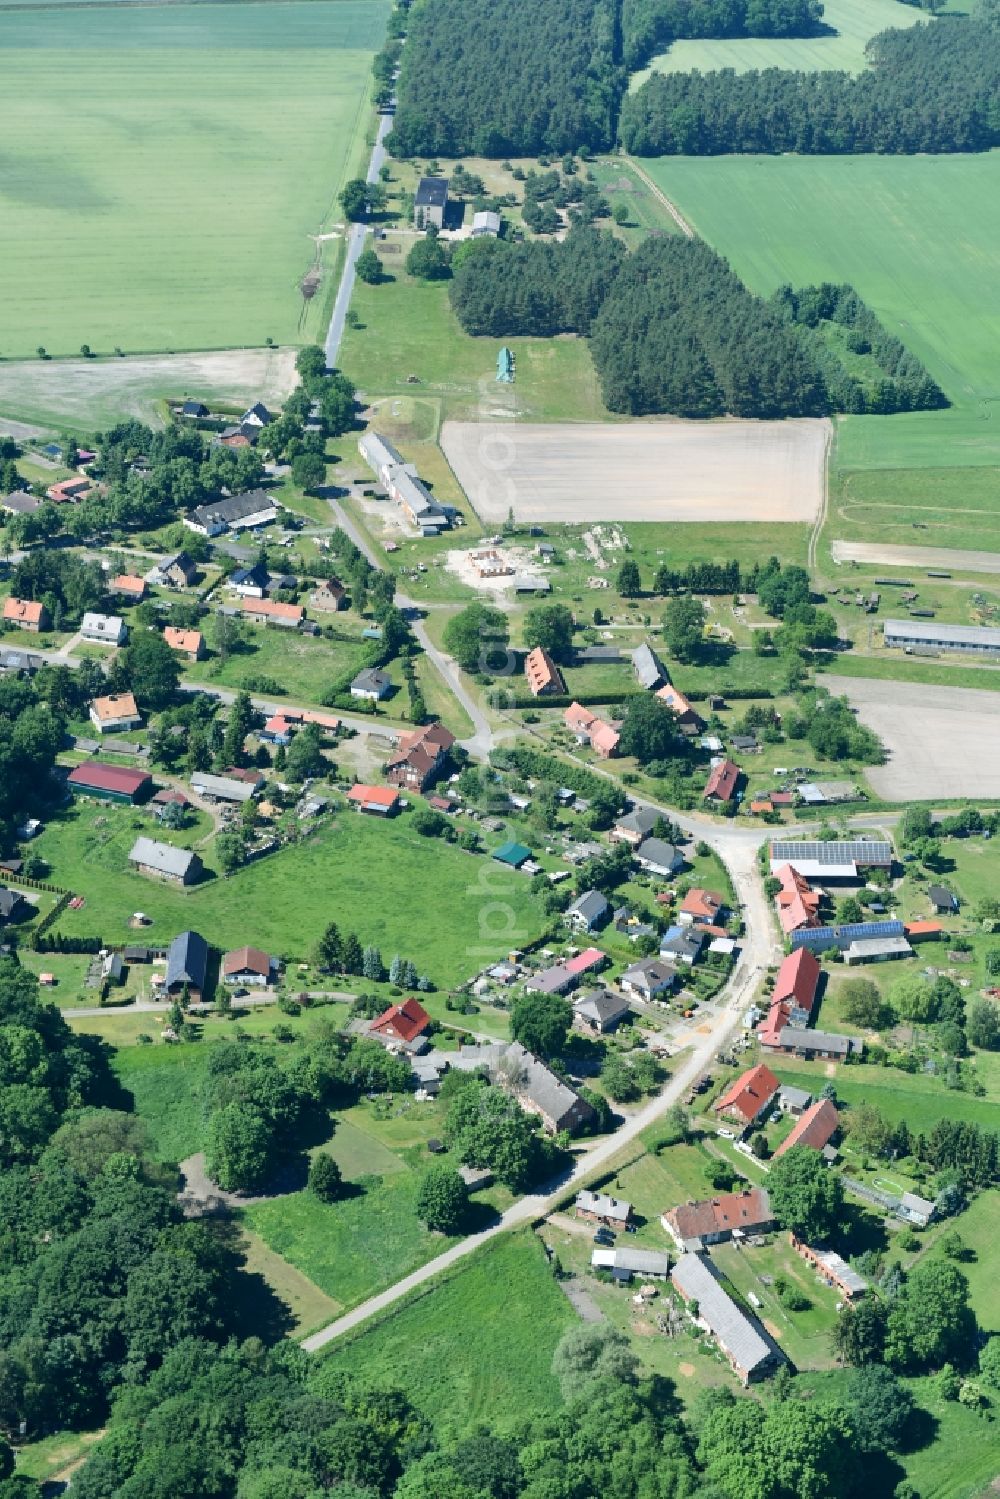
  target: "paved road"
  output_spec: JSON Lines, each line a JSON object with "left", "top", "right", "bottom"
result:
{"left": 325, "top": 110, "right": 393, "bottom": 369}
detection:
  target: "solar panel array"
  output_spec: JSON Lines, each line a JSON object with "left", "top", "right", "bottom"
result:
{"left": 770, "top": 840, "right": 893, "bottom": 866}
{"left": 791, "top": 920, "right": 904, "bottom": 951}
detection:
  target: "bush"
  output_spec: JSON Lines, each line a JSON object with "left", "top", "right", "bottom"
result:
{"left": 309, "top": 1153, "right": 343, "bottom": 1203}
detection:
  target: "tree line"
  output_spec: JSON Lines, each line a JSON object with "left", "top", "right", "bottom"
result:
{"left": 621, "top": 0, "right": 823, "bottom": 70}
{"left": 620, "top": 13, "right": 1000, "bottom": 155}
{"left": 386, "top": 0, "right": 623, "bottom": 157}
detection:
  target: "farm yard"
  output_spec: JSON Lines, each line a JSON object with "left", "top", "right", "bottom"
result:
{"left": 646, "top": 152, "right": 1000, "bottom": 475}
{"left": 632, "top": 0, "right": 928, "bottom": 82}
{"left": 819, "top": 674, "right": 1000, "bottom": 800}
{"left": 441, "top": 418, "right": 829, "bottom": 524}
{"left": 0, "top": 0, "right": 387, "bottom": 360}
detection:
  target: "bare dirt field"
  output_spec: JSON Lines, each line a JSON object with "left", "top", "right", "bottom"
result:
{"left": 0, "top": 347, "right": 297, "bottom": 430}
{"left": 441, "top": 418, "right": 830, "bottom": 524}
{"left": 831, "top": 541, "right": 1000, "bottom": 574}
{"left": 820, "top": 674, "right": 1000, "bottom": 800}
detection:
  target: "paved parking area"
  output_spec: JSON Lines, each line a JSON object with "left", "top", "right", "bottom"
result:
{"left": 821, "top": 674, "right": 1000, "bottom": 800}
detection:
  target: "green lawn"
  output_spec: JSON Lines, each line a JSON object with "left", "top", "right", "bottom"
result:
{"left": 645, "top": 152, "right": 1000, "bottom": 476}
{"left": 315, "top": 1231, "right": 575, "bottom": 1436}
{"left": 632, "top": 0, "right": 927, "bottom": 83}
{"left": 239, "top": 1227, "right": 343, "bottom": 1336}
{"left": 828, "top": 464, "right": 1000, "bottom": 556}
{"left": 340, "top": 275, "right": 609, "bottom": 423}
{"left": 112, "top": 1042, "right": 213, "bottom": 1162}
{"left": 33, "top": 801, "right": 546, "bottom": 987}
{"left": 0, "top": 1, "right": 386, "bottom": 357}
{"left": 243, "top": 1170, "right": 456, "bottom": 1314}
{"left": 771, "top": 1060, "right": 1000, "bottom": 1130}
{"left": 183, "top": 624, "right": 370, "bottom": 705}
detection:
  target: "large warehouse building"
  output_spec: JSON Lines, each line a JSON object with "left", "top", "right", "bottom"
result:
{"left": 883, "top": 618, "right": 1000, "bottom": 656}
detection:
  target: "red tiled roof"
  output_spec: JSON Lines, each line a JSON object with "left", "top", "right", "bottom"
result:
{"left": 90, "top": 692, "right": 139, "bottom": 724}
{"left": 565, "top": 701, "right": 597, "bottom": 732}
{"left": 222, "top": 945, "right": 272, "bottom": 978}
{"left": 757, "top": 1001, "right": 790, "bottom": 1049}
{"left": 589, "top": 720, "right": 620, "bottom": 756}
{"left": 565, "top": 946, "right": 605, "bottom": 977}
{"left": 163, "top": 626, "right": 203, "bottom": 654}
{"left": 704, "top": 758, "right": 740, "bottom": 801}
{"left": 656, "top": 683, "right": 699, "bottom": 720}
{"left": 67, "top": 761, "right": 151, "bottom": 797}
{"left": 152, "top": 788, "right": 191, "bottom": 806}
{"left": 714, "top": 1062, "right": 779, "bottom": 1123}
{"left": 905, "top": 920, "right": 943, "bottom": 937}
{"left": 524, "top": 646, "right": 565, "bottom": 695}
{"left": 113, "top": 574, "right": 146, "bottom": 595}
{"left": 665, "top": 1187, "right": 772, "bottom": 1242}
{"left": 680, "top": 888, "right": 725, "bottom": 922}
{"left": 773, "top": 947, "right": 820, "bottom": 1014}
{"left": 774, "top": 1098, "right": 839, "bottom": 1158}
{"left": 240, "top": 597, "right": 303, "bottom": 623}
{"left": 3, "top": 597, "right": 45, "bottom": 625}
{"left": 347, "top": 783, "right": 399, "bottom": 809}
{"left": 370, "top": 996, "right": 430, "bottom": 1043}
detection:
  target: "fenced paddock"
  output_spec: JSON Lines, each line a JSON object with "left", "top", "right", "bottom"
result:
{"left": 441, "top": 418, "right": 829, "bottom": 525}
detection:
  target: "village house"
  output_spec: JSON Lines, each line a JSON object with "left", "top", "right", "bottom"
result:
{"left": 1, "top": 490, "right": 41, "bottom": 516}
{"left": 656, "top": 682, "right": 704, "bottom": 733}
{"left": 565, "top": 889, "right": 609, "bottom": 934}
{"left": 678, "top": 888, "right": 727, "bottom": 927}
{"left": 239, "top": 597, "right": 303, "bottom": 630}
{"left": 758, "top": 946, "right": 822, "bottom": 1049}
{"left": 81, "top": 612, "right": 127, "bottom": 646}
{"left": 153, "top": 552, "right": 198, "bottom": 589}
{"left": 611, "top": 806, "right": 659, "bottom": 846}
{"left": 163, "top": 626, "right": 205, "bottom": 661}
{"left": 563, "top": 702, "right": 620, "bottom": 758}
{"left": 704, "top": 758, "right": 741, "bottom": 804}
{"left": 0, "top": 887, "right": 30, "bottom": 926}
{"left": 112, "top": 574, "right": 146, "bottom": 602}
{"left": 715, "top": 1062, "right": 780, "bottom": 1127}
{"left": 384, "top": 721, "right": 455, "bottom": 791}
{"left": 526, "top": 947, "right": 606, "bottom": 997}
{"left": 0, "top": 649, "right": 43, "bottom": 676}
{"left": 229, "top": 561, "right": 270, "bottom": 598}
{"left": 46, "top": 476, "right": 92, "bottom": 503}
{"left": 261, "top": 714, "right": 294, "bottom": 746}
{"left": 774, "top": 1098, "right": 840, "bottom": 1159}
{"left": 524, "top": 646, "right": 566, "bottom": 697}
{"left": 369, "top": 996, "right": 431, "bottom": 1051}
{"left": 634, "top": 837, "right": 683, "bottom": 878}
{"left": 620, "top": 956, "right": 676, "bottom": 1001}
{"left": 671, "top": 1253, "right": 782, "bottom": 1385}
{"left": 311, "top": 578, "right": 347, "bottom": 612}
{"left": 241, "top": 402, "right": 273, "bottom": 429}
{"left": 576, "top": 1189, "right": 632, "bottom": 1228}
{"left": 165, "top": 930, "right": 209, "bottom": 1000}
{"left": 472, "top": 209, "right": 501, "bottom": 237}
{"left": 662, "top": 1188, "right": 774, "bottom": 1253}
{"left": 927, "top": 884, "right": 959, "bottom": 914}
{"left": 351, "top": 667, "right": 392, "bottom": 701}
{"left": 481, "top": 1040, "right": 596, "bottom": 1134}
{"left": 3, "top": 597, "right": 48, "bottom": 633}
{"left": 791, "top": 1237, "right": 868, "bottom": 1298}
{"left": 414, "top": 175, "right": 449, "bottom": 229}
{"left": 89, "top": 692, "right": 142, "bottom": 734}
{"left": 659, "top": 924, "right": 705, "bottom": 966}
{"left": 775, "top": 864, "right": 823, "bottom": 935}
{"left": 67, "top": 762, "right": 152, "bottom": 805}
{"left": 222, "top": 946, "right": 278, "bottom": 988}
{"left": 347, "top": 784, "right": 400, "bottom": 817}
{"left": 129, "top": 838, "right": 203, "bottom": 886}
{"left": 573, "top": 988, "right": 632, "bottom": 1034}
{"left": 767, "top": 1026, "right": 864, "bottom": 1061}
{"left": 181, "top": 400, "right": 209, "bottom": 419}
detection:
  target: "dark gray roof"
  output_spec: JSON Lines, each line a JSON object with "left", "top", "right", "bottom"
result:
{"left": 190, "top": 489, "right": 277, "bottom": 529}
{"left": 352, "top": 667, "right": 391, "bottom": 692}
{"left": 927, "top": 884, "right": 958, "bottom": 909}
{"left": 415, "top": 176, "right": 449, "bottom": 207}
{"left": 0, "top": 649, "right": 44, "bottom": 673}
{"left": 2, "top": 491, "right": 41, "bottom": 514}
{"left": 575, "top": 645, "right": 622, "bottom": 663}
{"left": 504, "top": 1041, "right": 593, "bottom": 1129}
{"left": 632, "top": 642, "right": 667, "bottom": 689}
{"left": 568, "top": 889, "right": 609, "bottom": 924}
{"left": 616, "top": 807, "right": 659, "bottom": 837}
{"left": 635, "top": 837, "right": 680, "bottom": 869}
{"left": 779, "top": 1026, "right": 859, "bottom": 1056}
{"left": 165, "top": 930, "right": 208, "bottom": 991}
{"left": 573, "top": 989, "right": 631, "bottom": 1025}
{"left": 0, "top": 887, "right": 27, "bottom": 921}
{"left": 129, "top": 837, "right": 199, "bottom": 879}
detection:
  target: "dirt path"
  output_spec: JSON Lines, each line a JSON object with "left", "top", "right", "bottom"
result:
{"left": 623, "top": 156, "right": 695, "bottom": 238}
{"left": 830, "top": 540, "right": 1000, "bottom": 574}
{"left": 808, "top": 420, "right": 834, "bottom": 575}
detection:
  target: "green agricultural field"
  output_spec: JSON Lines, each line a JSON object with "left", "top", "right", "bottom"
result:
{"left": 633, "top": 0, "right": 926, "bottom": 83}
{"left": 0, "top": 1, "right": 387, "bottom": 359}
{"left": 645, "top": 152, "right": 1000, "bottom": 476}
{"left": 32, "top": 801, "right": 546, "bottom": 986}
{"left": 827, "top": 464, "right": 1000, "bottom": 557}
{"left": 317, "top": 1231, "right": 575, "bottom": 1436}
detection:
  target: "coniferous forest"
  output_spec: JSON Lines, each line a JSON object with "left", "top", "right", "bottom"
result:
{"left": 619, "top": 15, "right": 1000, "bottom": 154}
{"left": 448, "top": 233, "right": 945, "bottom": 419}
{"left": 389, "top": 0, "right": 1000, "bottom": 160}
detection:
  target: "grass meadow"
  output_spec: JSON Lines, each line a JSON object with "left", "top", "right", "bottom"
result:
{"left": 316, "top": 1231, "right": 575, "bottom": 1435}
{"left": 33, "top": 801, "right": 546, "bottom": 986}
{"left": 632, "top": 0, "right": 926, "bottom": 84}
{"left": 0, "top": 1, "right": 387, "bottom": 357}
{"left": 646, "top": 152, "right": 1000, "bottom": 477}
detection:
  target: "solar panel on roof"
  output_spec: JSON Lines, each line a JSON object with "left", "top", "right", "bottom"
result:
{"left": 770, "top": 840, "right": 892, "bottom": 864}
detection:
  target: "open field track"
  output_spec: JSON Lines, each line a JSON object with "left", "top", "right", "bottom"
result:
{"left": 820, "top": 673, "right": 1000, "bottom": 800}
{"left": 831, "top": 541, "right": 1000, "bottom": 574}
{"left": 441, "top": 417, "right": 829, "bottom": 524}
{"left": 0, "top": 347, "right": 297, "bottom": 429}
{"left": 0, "top": 0, "right": 386, "bottom": 360}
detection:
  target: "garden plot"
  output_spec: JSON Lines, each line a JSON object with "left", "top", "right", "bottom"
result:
{"left": 441, "top": 419, "right": 829, "bottom": 525}
{"left": 820, "top": 674, "right": 1000, "bottom": 800}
